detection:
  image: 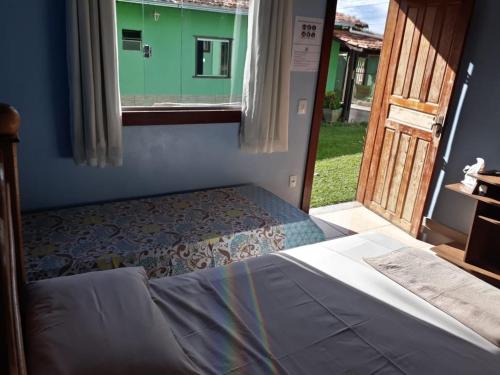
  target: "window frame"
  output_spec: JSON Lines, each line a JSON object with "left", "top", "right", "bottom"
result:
{"left": 122, "top": 106, "right": 242, "bottom": 126}
{"left": 193, "top": 36, "right": 233, "bottom": 79}
{"left": 119, "top": 25, "right": 241, "bottom": 126}
{"left": 122, "top": 29, "right": 142, "bottom": 52}
{"left": 122, "top": 34, "right": 240, "bottom": 126}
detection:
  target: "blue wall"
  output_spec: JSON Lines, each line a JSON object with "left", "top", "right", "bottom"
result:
{"left": 2, "top": 0, "right": 497, "bottom": 233}
{"left": 426, "top": 0, "right": 500, "bottom": 233}
{"left": 0, "top": 0, "right": 326, "bottom": 212}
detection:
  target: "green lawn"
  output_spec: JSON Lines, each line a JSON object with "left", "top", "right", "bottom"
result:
{"left": 310, "top": 123, "right": 367, "bottom": 208}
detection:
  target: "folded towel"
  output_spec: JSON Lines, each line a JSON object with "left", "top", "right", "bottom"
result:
{"left": 365, "top": 248, "right": 500, "bottom": 347}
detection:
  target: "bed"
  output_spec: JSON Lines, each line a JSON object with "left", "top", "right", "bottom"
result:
{"left": 19, "top": 235, "right": 500, "bottom": 375}
{"left": 1, "top": 106, "right": 500, "bottom": 375}
{"left": 22, "top": 184, "right": 325, "bottom": 281}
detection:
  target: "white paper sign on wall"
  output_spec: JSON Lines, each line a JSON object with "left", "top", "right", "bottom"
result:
{"left": 291, "top": 17, "right": 324, "bottom": 72}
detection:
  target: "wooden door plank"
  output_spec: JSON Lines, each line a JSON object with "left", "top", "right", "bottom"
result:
{"left": 373, "top": 128, "right": 396, "bottom": 204}
{"left": 410, "top": 6, "right": 437, "bottom": 100}
{"left": 389, "top": 96, "right": 438, "bottom": 114}
{"left": 436, "top": 0, "right": 475, "bottom": 118}
{"left": 394, "top": 6, "right": 419, "bottom": 96}
{"left": 381, "top": 130, "right": 402, "bottom": 208}
{"left": 409, "top": 137, "right": 436, "bottom": 235}
{"left": 363, "top": 1, "right": 409, "bottom": 204}
{"left": 395, "top": 136, "right": 418, "bottom": 217}
{"left": 419, "top": 3, "right": 445, "bottom": 102}
{"left": 428, "top": 4, "right": 459, "bottom": 103}
{"left": 387, "top": 133, "right": 411, "bottom": 213}
{"left": 387, "top": 105, "right": 436, "bottom": 131}
{"left": 402, "top": 139, "right": 429, "bottom": 223}
{"left": 386, "top": 119, "right": 433, "bottom": 140}
{"left": 357, "top": 0, "right": 402, "bottom": 202}
{"left": 402, "top": 6, "right": 425, "bottom": 99}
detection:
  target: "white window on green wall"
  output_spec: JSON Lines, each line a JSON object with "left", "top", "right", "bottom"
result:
{"left": 195, "top": 37, "right": 232, "bottom": 78}
{"left": 122, "top": 29, "right": 142, "bottom": 51}
{"left": 115, "top": 0, "right": 249, "bottom": 109}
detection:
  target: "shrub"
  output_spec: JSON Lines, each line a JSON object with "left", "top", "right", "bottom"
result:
{"left": 323, "top": 91, "right": 342, "bottom": 110}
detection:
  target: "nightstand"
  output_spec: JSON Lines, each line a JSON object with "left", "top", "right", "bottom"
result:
{"left": 432, "top": 174, "right": 500, "bottom": 285}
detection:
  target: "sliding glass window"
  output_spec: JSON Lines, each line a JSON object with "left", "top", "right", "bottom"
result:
{"left": 116, "top": 0, "right": 249, "bottom": 111}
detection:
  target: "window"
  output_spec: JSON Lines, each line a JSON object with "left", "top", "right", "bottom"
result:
{"left": 195, "top": 37, "right": 232, "bottom": 78}
{"left": 352, "top": 55, "right": 378, "bottom": 105}
{"left": 122, "top": 29, "right": 142, "bottom": 51}
{"left": 354, "top": 57, "right": 367, "bottom": 85}
{"left": 116, "top": 0, "right": 249, "bottom": 124}
{"left": 202, "top": 40, "right": 211, "bottom": 53}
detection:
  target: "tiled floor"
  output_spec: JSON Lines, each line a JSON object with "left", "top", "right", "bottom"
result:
{"left": 311, "top": 202, "right": 431, "bottom": 250}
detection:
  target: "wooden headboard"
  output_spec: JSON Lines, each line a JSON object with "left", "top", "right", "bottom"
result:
{"left": 0, "top": 103, "right": 27, "bottom": 375}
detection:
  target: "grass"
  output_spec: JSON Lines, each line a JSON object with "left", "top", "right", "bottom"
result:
{"left": 310, "top": 122, "right": 367, "bottom": 208}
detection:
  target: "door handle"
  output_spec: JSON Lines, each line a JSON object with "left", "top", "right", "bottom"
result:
{"left": 143, "top": 45, "right": 152, "bottom": 59}
{"left": 432, "top": 122, "right": 443, "bottom": 138}
{"left": 432, "top": 115, "right": 445, "bottom": 138}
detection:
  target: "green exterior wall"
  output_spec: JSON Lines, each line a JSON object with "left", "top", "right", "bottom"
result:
{"left": 116, "top": 1, "right": 248, "bottom": 103}
{"left": 325, "top": 40, "right": 340, "bottom": 93}
{"left": 325, "top": 48, "right": 379, "bottom": 100}
{"left": 116, "top": 2, "right": 377, "bottom": 105}
{"left": 365, "top": 55, "right": 380, "bottom": 92}
{"left": 334, "top": 53, "right": 348, "bottom": 93}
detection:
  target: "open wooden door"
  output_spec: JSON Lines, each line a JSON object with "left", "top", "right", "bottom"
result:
{"left": 357, "top": 0, "right": 474, "bottom": 236}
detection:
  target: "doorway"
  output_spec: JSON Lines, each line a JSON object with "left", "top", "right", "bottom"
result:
{"left": 302, "top": 0, "right": 475, "bottom": 238}
{"left": 304, "top": 0, "right": 389, "bottom": 209}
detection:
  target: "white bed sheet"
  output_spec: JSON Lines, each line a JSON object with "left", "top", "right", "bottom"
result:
{"left": 280, "top": 232, "right": 500, "bottom": 354}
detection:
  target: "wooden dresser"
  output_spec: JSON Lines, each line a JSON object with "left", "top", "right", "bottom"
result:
{"left": 433, "top": 174, "right": 500, "bottom": 285}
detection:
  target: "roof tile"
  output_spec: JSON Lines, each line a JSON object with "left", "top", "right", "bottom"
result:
{"left": 335, "top": 12, "right": 369, "bottom": 29}
{"left": 153, "top": 0, "right": 249, "bottom": 10}
{"left": 334, "top": 29, "right": 383, "bottom": 51}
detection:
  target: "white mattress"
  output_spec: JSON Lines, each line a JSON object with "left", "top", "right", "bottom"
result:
{"left": 280, "top": 232, "right": 500, "bottom": 354}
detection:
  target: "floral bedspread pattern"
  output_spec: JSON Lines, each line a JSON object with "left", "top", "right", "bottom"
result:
{"left": 23, "top": 185, "right": 325, "bottom": 281}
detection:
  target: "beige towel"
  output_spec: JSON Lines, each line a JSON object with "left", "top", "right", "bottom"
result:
{"left": 365, "top": 248, "right": 500, "bottom": 347}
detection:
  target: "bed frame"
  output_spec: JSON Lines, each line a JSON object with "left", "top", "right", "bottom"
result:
{"left": 0, "top": 103, "right": 27, "bottom": 375}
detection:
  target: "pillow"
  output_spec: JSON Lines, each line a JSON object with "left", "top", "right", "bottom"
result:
{"left": 25, "top": 267, "right": 200, "bottom": 375}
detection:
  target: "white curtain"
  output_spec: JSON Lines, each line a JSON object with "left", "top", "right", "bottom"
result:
{"left": 67, "top": 0, "right": 122, "bottom": 167}
{"left": 240, "top": 0, "right": 293, "bottom": 153}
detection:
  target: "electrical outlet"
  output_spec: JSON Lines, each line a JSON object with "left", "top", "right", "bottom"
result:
{"left": 289, "top": 175, "right": 298, "bottom": 188}
{"left": 297, "top": 99, "right": 307, "bottom": 115}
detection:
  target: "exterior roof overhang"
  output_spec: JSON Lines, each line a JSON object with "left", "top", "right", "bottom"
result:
{"left": 117, "top": 0, "right": 249, "bottom": 15}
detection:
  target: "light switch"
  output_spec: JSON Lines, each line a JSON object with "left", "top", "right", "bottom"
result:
{"left": 289, "top": 175, "right": 298, "bottom": 188}
{"left": 297, "top": 99, "right": 308, "bottom": 115}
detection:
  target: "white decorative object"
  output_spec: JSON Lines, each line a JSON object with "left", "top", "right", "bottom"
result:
{"left": 461, "top": 158, "right": 485, "bottom": 189}
{"left": 478, "top": 184, "right": 488, "bottom": 196}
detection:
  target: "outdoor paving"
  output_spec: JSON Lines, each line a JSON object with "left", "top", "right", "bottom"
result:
{"left": 310, "top": 202, "right": 431, "bottom": 249}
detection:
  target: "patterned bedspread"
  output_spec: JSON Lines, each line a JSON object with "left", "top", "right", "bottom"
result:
{"left": 23, "top": 185, "right": 325, "bottom": 281}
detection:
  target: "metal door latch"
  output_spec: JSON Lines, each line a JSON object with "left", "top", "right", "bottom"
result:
{"left": 143, "top": 45, "right": 152, "bottom": 58}
{"left": 432, "top": 115, "right": 445, "bottom": 138}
